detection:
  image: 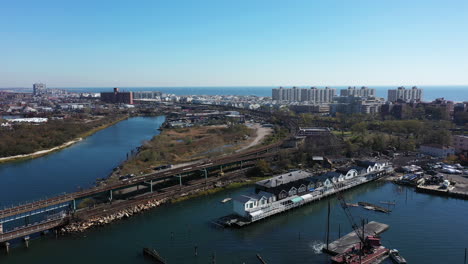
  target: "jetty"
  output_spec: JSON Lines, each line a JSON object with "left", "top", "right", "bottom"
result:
{"left": 323, "top": 221, "right": 390, "bottom": 255}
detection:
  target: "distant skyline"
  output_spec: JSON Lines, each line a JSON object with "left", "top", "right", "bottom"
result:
{"left": 1, "top": 0, "right": 468, "bottom": 87}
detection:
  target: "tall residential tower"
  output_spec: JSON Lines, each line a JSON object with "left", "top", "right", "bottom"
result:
{"left": 387, "top": 86, "right": 423, "bottom": 102}
{"left": 33, "top": 83, "right": 46, "bottom": 96}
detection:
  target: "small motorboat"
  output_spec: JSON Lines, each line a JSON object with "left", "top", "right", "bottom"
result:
{"left": 346, "top": 203, "right": 359, "bottom": 207}
{"left": 389, "top": 249, "right": 407, "bottom": 264}
{"left": 221, "top": 197, "right": 232, "bottom": 203}
{"left": 143, "top": 248, "right": 167, "bottom": 264}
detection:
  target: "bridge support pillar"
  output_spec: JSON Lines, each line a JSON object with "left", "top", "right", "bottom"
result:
{"left": 73, "top": 199, "right": 76, "bottom": 211}
{"left": 109, "top": 190, "right": 113, "bottom": 202}
{"left": 24, "top": 236, "right": 30, "bottom": 248}
{"left": 150, "top": 180, "right": 153, "bottom": 193}
{"left": 4, "top": 242, "right": 10, "bottom": 254}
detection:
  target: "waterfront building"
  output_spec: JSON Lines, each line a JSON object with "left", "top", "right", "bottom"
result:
{"left": 453, "top": 135, "right": 468, "bottom": 153}
{"left": 336, "top": 167, "right": 361, "bottom": 180}
{"left": 233, "top": 191, "right": 276, "bottom": 217}
{"left": 100, "top": 88, "right": 133, "bottom": 104}
{"left": 229, "top": 160, "right": 391, "bottom": 222}
{"left": 388, "top": 86, "right": 423, "bottom": 102}
{"left": 340, "top": 86, "right": 376, "bottom": 97}
{"left": 33, "top": 83, "right": 46, "bottom": 96}
{"left": 419, "top": 144, "right": 455, "bottom": 157}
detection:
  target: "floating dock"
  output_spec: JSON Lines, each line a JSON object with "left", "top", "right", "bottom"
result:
{"left": 323, "top": 221, "right": 389, "bottom": 255}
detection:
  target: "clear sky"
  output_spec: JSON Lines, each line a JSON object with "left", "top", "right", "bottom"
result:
{"left": 1, "top": 0, "right": 468, "bottom": 87}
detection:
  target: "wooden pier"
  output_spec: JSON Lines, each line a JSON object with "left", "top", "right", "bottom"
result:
{"left": 323, "top": 221, "right": 389, "bottom": 255}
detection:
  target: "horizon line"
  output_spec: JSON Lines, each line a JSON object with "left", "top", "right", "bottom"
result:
{"left": 2, "top": 84, "right": 468, "bottom": 89}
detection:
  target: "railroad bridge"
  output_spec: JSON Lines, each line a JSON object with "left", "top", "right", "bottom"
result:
{"left": 0, "top": 142, "right": 283, "bottom": 248}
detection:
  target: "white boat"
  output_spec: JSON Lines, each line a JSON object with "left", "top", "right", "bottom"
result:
{"left": 389, "top": 249, "right": 407, "bottom": 264}
{"left": 221, "top": 198, "right": 232, "bottom": 203}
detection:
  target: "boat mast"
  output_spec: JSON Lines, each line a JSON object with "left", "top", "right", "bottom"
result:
{"left": 326, "top": 199, "right": 330, "bottom": 250}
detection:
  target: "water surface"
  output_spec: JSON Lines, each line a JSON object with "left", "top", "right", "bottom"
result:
{"left": 1, "top": 182, "right": 466, "bottom": 264}
{"left": 0, "top": 116, "right": 165, "bottom": 206}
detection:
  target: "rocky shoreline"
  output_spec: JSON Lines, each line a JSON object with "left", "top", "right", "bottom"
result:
{"left": 60, "top": 177, "right": 248, "bottom": 234}
{"left": 61, "top": 198, "right": 168, "bottom": 233}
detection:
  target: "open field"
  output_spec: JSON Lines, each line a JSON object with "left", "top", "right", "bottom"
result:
{"left": 114, "top": 123, "right": 270, "bottom": 177}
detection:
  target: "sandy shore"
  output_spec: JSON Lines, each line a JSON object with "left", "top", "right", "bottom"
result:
{"left": 0, "top": 138, "right": 83, "bottom": 163}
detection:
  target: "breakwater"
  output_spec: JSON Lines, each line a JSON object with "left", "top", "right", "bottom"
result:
{"left": 62, "top": 198, "right": 168, "bottom": 233}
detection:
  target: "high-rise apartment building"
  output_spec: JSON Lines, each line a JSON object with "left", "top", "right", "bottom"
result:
{"left": 272, "top": 87, "right": 336, "bottom": 103}
{"left": 340, "top": 86, "right": 376, "bottom": 97}
{"left": 100, "top": 88, "right": 134, "bottom": 104}
{"left": 388, "top": 86, "right": 423, "bottom": 102}
{"left": 33, "top": 83, "right": 46, "bottom": 96}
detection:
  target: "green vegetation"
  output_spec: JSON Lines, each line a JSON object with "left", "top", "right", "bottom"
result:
{"left": 0, "top": 114, "right": 127, "bottom": 158}
{"left": 262, "top": 125, "right": 289, "bottom": 145}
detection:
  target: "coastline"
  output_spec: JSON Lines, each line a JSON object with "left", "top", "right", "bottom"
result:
{"left": 0, "top": 115, "right": 128, "bottom": 164}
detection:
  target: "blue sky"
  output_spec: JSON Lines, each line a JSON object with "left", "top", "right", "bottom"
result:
{"left": 1, "top": 0, "right": 468, "bottom": 87}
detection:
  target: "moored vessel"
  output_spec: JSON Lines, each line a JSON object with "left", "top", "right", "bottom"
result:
{"left": 389, "top": 249, "right": 407, "bottom": 264}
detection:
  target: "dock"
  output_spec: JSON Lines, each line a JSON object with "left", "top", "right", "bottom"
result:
{"left": 215, "top": 169, "right": 392, "bottom": 228}
{"left": 416, "top": 184, "right": 468, "bottom": 200}
{"left": 323, "top": 221, "right": 389, "bottom": 255}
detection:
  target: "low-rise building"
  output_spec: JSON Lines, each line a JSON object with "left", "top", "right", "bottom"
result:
{"left": 453, "top": 135, "right": 468, "bottom": 153}
{"left": 420, "top": 144, "right": 455, "bottom": 157}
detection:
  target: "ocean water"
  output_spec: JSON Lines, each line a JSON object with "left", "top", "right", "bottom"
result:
{"left": 59, "top": 86, "right": 468, "bottom": 102}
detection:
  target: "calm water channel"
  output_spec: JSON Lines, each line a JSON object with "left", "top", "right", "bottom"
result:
{"left": 1, "top": 182, "right": 467, "bottom": 264}
{"left": 0, "top": 116, "right": 166, "bottom": 206}
{"left": 1, "top": 116, "right": 467, "bottom": 264}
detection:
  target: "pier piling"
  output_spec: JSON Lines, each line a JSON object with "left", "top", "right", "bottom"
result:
{"left": 4, "top": 242, "right": 10, "bottom": 254}
{"left": 24, "top": 236, "right": 30, "bottom": 248}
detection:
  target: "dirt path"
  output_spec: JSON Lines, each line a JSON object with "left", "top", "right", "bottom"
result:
{"left": 236, "top": 123, "right": 272, "bottom": 153}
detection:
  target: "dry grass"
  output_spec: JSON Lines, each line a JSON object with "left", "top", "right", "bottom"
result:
{"left": 118, "top": 124, "right": 255, "bottom": 175}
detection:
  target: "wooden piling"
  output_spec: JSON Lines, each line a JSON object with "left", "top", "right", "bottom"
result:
{"left": 4, "top": 242, "right": 10, "bottom": 254}
{"left": 24, "top": 236, "right": 30, "bottom": 248}
{"left": 256, "top": 253, "right": 268, "bottom": 264}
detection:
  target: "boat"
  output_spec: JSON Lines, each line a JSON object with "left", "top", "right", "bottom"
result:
{"left": 142, "top": 248, "right": 167, "bottom": 264}
{"left": 331, "top": 236, "right": 389, "bottom": 264}
{"left": 221, "top": 197, "right": 232, "bottom": 203}
{"left": 389, "top": 249, "right": 407, "bottom": 264}
{"left": 346, "top": 203, "right": 359, "bottom": 207}
{"left": 358, "top": 202, "right": 391, "bottom": 213}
